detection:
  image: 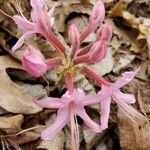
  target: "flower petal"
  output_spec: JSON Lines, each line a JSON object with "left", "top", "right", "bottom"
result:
{"left": 97, "top": 23, "right": 112, "bottom": 42}
{"left": 21, "top": 46, "right": 48, "bottom": 77}
{"left": 113, "top": 69, "right": 139, "bottom": 90}
{"left": 90, "top": 0, "right": 105, "bottom": 25}
{"left": 80, "top": 94, "right": 99, "bottom": 106}
{"left": 13, "top": 15, "right": 33, "bottom": 31}
{"left": 12, "top": 31, "right": 35, "bottom": 51}
{"left": 77, "top": 107, "right": 101, "bottom": 133}
{"left": 88, "top": 40, "right": 107, "bottom": 63}
{"left": 100, "top": 97, "right": 111, "bottom": 130}
{"left": 80, "top": 0, "right": 105, "bottom": 43}
{"left": 113, "top": 90, "right": 136, "bottom": 104}
{"left": 35, "top": 98, "right": 64, "bottom": 109}
{"left": 41, "top": 108, "right": 69, "bottom": 140}
{"left": 68, "top": 23, "right": 80, "bottom": 58}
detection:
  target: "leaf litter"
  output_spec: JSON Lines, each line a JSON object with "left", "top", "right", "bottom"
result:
{"left": 0, "top": 0, "right": 149, "bottom": 149}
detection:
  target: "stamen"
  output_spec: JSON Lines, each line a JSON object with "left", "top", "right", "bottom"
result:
{"left": 16, "top": 0, "right": 27, "bottom": 20}
{"left": 0, "top": 9, "right": 13, "bottom": 19}
{"left": 70, "top": 102, "right": 79, "bottom": 150}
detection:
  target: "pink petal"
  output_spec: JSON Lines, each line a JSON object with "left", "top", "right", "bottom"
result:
{"left": 45, "top": 58, "right": 62, "bottom": 67}
{"left": 12, "top": 31, "right": 36, "bottom": 51}
{"left": 80, "top": 94, "right": 99, "bottom": 106}
{"left": 113, "top": 68, "right": 140, "bottom": 90}
{"left": 13, "top": 15, "right": 33, "bottom": 31}
{"left": 100, "top": 97, "right": 111, "bottom": 130}
{"left": 31, "top": 0, "right": 45, "bottom": 11}
{"left": 80, "top": 0, "right": 105, "bottom": 43}
{"left": 73, "top": 54, "right": 89, "bottom": 64}
{"left": 90, "top": 0, "right": 105, "bottom": 25}
{"left": 35, "top": 98, "right": 64, "bottom": 108}
{"left": 97, "top": 23, "right": 112, "bottom": 42}
{"left": 77, "top": 107, "right": 101, "bottom": 133}
{"left": 77, "top": 43, "right": 93, "bottom": 56}
{"left": 41, "top": 108, "right": 69, "bottom": 140}
{"left": 21, "top": 46, "right": 48, "bottom": 77}
{"left": 113, "top": 90, "right": 136, "bottom": 104}
{"left": 88, "top": 40, "right": 107, "bottom": 63}
{"left": 68, "top": 23, "right": 80, "bottom": 58}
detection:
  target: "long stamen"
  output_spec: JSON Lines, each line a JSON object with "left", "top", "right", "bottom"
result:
{"left": 70, "top": 103, "right": 79, "bottom": 150}
{"left": 0, "top": 9, "right": 13, "bottom": 19}
{"left": 82, "top": 66, "right": 112, "bottom": 86}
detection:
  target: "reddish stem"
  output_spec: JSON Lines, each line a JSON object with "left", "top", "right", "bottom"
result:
{"left": 64, "top": 72, "right": 74, "bottom": 94}
{"left": 82, "top": 66, "right": 112, "bottom": 86}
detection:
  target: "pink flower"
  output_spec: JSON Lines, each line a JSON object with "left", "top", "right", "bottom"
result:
{"left": 21, "top": 45, "right": 62, "bottom": 77}
{"left": 36, "top": 89, "right": 101, "bottom": 140}
{"left": 12, "top": 0, "right": 65, "bottom": 53}
{"left": 80, "top": 0, "right": 105, "bottom": 43}
{"left": 74, "top": 23, "right": 112, "bottom": 64}
{"left": 82, "top": 67, "right": 147, "bottom": 130}
{"left": 97, "top": 68, "right": 147, "bottom": 130}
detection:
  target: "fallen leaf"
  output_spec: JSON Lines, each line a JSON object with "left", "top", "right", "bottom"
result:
{"left": 0, "top": 55, "right": 42, "bottom": 114}
{"left": 113, "top": 54, "right": 135, "bottom": 73}
{"left": 17, "top": 82, "right": 48, "bottom": 99}
{"left": 0, "top": 114, "right": 23, "bottom": 130}
{"left": 118, "top": 108, "right": 150, "bottom": 150}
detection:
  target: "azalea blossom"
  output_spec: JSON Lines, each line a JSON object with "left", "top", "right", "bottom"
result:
{"left": 36, "top": 89, "right": 101, "bottom": 139}
{"left": 12, "top": 0, "right": 65, "bottom": 52}
{"left": 21, "top": 45, "right": 62, "bottom": 77}
{"left": 82, "top": 67, "right": 147, "bottom": 130}
{"left": 74, "top": 23, "right": 112, "bottom": 64}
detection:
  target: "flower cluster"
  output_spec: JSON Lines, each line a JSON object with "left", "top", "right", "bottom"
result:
{"left": 12, "top": 0, "right": 146, "bottom": 149}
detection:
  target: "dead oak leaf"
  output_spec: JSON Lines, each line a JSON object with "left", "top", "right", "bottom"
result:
{"left": 118, "top": 108, "right": 150, "bottom": 150}
{"left": 0, "top": 114, "right": 23, "bottom": 130}
{"left": 0, "top": 55, "right": 42, "bottom": 114}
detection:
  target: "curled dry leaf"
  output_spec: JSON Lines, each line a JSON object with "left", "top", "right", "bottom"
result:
{"left": 0, "top": 55, "right": 42, "bottom": 114}
{"left": 117, "top": 108, "right": 150, "bottom": 150}
{"left": 0, "top": 114, "right": 23, "bottom": 130}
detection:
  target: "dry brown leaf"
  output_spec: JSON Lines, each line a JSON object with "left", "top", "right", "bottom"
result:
{"left": 111, "top": 0, "right": 125, "bottom": 17}
{"left": 118, "top": 108, "right": 150, "bottom": 150}
{"left": 0, "top": 114, "right": 23, "bottom": 130}
{"left": 11, "top": 131, "right": 40, "bottom": 145}
{"left": 0, "top": 55, "right": 42, "bottom": 114}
